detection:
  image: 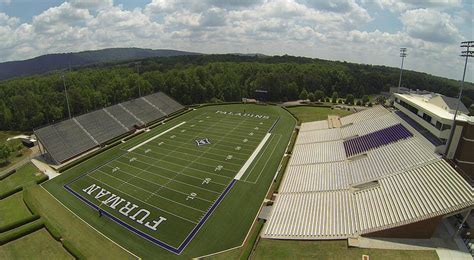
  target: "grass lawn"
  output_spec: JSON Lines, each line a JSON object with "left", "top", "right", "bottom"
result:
{"left": 0, "top": 131, "right": 32, "bottom": 172}
{"left": 253, "top": 239, "right": 439, "bottom": 260}
{"left": 43, "top": 104, "right": 295, "bottom": 258}
{"left": 287, "top": 106, "right": 353, "bottom": 123}
{"left": 0, "top": 228, "right": 73, "bottom": 260}
{"left": 0, "top": 192, "right": 33, "bottom": 226}
{"left": 23, "top": 185, "right": 136, "bottom": 259}
{"left": 0, "top": 162, "right": 44, "bottom": 192}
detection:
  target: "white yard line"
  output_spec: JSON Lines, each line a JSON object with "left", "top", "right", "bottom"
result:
{"left": 138, "top": 148, "right": 243, "bottom": 167}
{"left": 234, "top": 133, "right": 272, "bottom": 180}
{"left": 127, "top": 121, "right": 186, "bottom": 152}
{"left": 245, "top": 135, "right": 282, "bottom": 183}
{"left": 110, "top": 160, "right": 224, "bottom": 193}
{"left": 113, "top": 159, "right": 228, "bottom": 187}
{"left": 125, "top": 152, "right": 236, "bottom": 177}
{"left": 96, "top": 168, "right": 215, "bottom": 203}
{"left": 86, "top": 174, "right": 204, "bottom": 221}
{"left": 141, "top": 143, "right": 248, "bottom": 162}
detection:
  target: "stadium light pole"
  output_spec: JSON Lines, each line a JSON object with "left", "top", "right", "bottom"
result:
{"left": 445, "top": 41, "right": 474, "bottom": 158}
{"left": 61, "top": 74, "right": 72, "bottom": 119}
{"left": 397, "top": 47, "right": 407, "bottom": 92}
{"left": 136, "top": 62, "right": 141, "bottom": 97}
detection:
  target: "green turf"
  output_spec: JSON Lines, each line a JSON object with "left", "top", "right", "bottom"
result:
{"left": 43, "top": 104, "right": 296, "bottom": 258}
{"left": 287, "top": 106, "right": 352, "bottom": 123}
{"left": 0, "top": 193, "right": 33, "bottom": 226}
{"left": 0, "top": 163, "right": 44, "bottom": 192}
{"left": 253, "top": 239, "right": 439, "bottom": 260}
{"left": 0, "top": 228, "right": 73, "bottom": 260}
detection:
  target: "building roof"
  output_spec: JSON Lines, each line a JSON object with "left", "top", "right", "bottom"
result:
{"left": 432, "top": 95, "right": 469, "bottom": 114}
{"left": 395, "top": 93, "right": 473, "bottom": 123}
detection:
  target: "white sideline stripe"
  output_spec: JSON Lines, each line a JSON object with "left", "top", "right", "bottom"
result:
{"left": 127, "top": 122, "right": 186, "bottom": 152}
{"left": 234, "top": 133, "right": 271, "bottom": 180}
{"left": 39, "top": 186, "right": 140, "bottom": 259}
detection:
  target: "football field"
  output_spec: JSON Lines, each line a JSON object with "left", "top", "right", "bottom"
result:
{"left": 64, "top": 108, "right": 277, "bottom": 254}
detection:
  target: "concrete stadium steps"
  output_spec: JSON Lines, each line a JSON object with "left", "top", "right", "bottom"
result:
{"left": 76, "top": 109, "right": 128, "bottom": 144}
{"left": 35, "top": 92, "right": 184, "bottom": 164}
{"left": 340, "top": 105, "right": 390, "bottom": 125}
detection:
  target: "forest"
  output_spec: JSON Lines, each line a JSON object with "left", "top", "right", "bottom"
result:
{"left": 0, "top": 54, "right": 472, "bottom": 131}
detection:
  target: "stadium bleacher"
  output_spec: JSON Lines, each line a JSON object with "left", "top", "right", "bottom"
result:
{"left": 262, "top": 105, "right": 474, "bottom": 240}
{"left": 343, "top": 123, "right": 413, "bottom": 157}
{"left": 35, "top": 92, "right": 184, "bottom": 164}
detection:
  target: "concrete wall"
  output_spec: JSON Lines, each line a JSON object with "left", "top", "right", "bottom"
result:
{"left": 454, "top": 122, "right": 474, "bottom": 177}
{"left": 362, "top": 216, "right": 443, "bottom": 239}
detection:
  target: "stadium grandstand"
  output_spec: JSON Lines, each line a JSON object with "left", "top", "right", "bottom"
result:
{"left": 262, "top": 106, "right": 473, "bottom": 240}
{"left": 34, "top": 92, "right": 184, "bottom": 165}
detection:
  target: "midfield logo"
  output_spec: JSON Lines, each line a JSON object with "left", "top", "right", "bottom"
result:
{"left": 195, "top": 138, "right": 211, "bottom": 146}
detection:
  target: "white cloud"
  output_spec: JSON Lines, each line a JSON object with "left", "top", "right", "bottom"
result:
{"left": 0, "top": 0, "right": 11, "bottom": 5}
{"left": 401, "top": 9, "right": 461, "bottom": 43}
{"left": 0, "top": 0, "right": 469, "bottom": 82}
{"left": 375, "top": 0, "right": 462, "bottom": 12}
{"left": 69, "top": 0, "right": 113, "bottom": 10}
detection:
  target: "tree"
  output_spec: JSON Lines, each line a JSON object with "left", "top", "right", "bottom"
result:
{"left": 362, "top": 95, "right": 370, "bottom": 104}
{"left": 376, "top": 95, "right": 386, "bottom": 105}
{"left": 325, "top": 97, "right": 330, "bottom": 102}
{"left": 314, "top": 90, "right": 325, "bottom": 102}
{"left": 368, "top": 102, "right": 373, "bottom": 107}
{"left": 0, "top": 143, "right": 12, "bottom": 163}
{"left": 356, "top": 100, "right": 363, "bottom": 106}
{"left": 346, "top": 94, "right": 354, "bottom": 105}
{"left": 331, "top": 92, "right": 338, "bottom": 103}
{"left": 299, "top": 88, "right": 309, "bottom": 100}
{"left": 308, "top": 93, "right": 315, "bottom": 102}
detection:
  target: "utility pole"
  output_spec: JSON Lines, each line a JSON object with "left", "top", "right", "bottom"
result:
{"left": 445, "top": 41, "right": 474, "bottom": 158}
{"left": 61, "top": 73, "right": 72, "bottom": 119}
{"left": 398, "top": 47, "right": 407, "bottom": 92}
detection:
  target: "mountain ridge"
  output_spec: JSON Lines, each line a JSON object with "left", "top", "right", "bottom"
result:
{"left": 0, "top": 48, "right": 201, "bottom": 80}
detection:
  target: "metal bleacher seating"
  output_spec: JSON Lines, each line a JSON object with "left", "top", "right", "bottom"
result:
{"left": 343, "top": 123, "right": 413, "bottom": 157}
{"left": 75, "top": 109, "right": 128, "bottom": 144}
{"left": 35, "top": 92, "right": 184, "bottom": 164}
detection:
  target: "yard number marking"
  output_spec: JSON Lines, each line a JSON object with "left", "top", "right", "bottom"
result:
{"left": 180, "top": 129, "right": 186, "bottom": 133}
{"left": 215, "top": 165, "right": 223, "bottom": 172}
{"left": 170, "top": 135, "right": 176, "bottom": 139}
{"left": 158, "top": 141, "right": 164, "bottom": 146}
{"left": 112, "top": 167, "right": 120, "bottom": 173}
{"left": 199, "top": 120, "right": 204, "bottom": 123}
{"left": 235, "top": 146, "right": 241, "bottom": 151}
{"left": 129, "top": 157, "right": 137, "bottom": 162}
{"left": 144, "top": 148, "right": 151, "bottom": 154}
{"left": 186, "top": 192, "right": 197, "bottom": 201}
{"left": 226, "top": 155, "right": 233, "bottom": 160}
{"left": 254, "top": 127, "right": 259, "bottom": 130}
{"left": 191, "top": 125, "right": 195, "bottom": 127}
{"left": 249, "top": 132, "right": 254, "bottom": 136}
{"left": 202, "top": 178, "right": 211, "bottom": 185}
{"left": 243, "top": 138, "right": 248, "bottom": 143}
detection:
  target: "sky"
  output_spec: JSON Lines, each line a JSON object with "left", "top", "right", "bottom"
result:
{"left": 0, "top": 0, "right": 472, "bottom": 81}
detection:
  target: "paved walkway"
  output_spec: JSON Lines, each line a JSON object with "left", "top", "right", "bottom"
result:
{"left": 31, "top": 158, "right": 59, "bottom": 179}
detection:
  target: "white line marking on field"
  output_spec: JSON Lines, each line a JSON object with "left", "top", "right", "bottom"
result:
{"left": 234, "top": 133, "right": 271, "bottom": 180}
{"left": 127, "top": 121, "right": 186, "bottom": 152}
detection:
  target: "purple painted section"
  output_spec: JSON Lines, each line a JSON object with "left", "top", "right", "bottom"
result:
{"left": 64, "top": 178, "right": 237, "bottom": 255}
{"left": 343, "top": 123, "right": 413, "bottom": 157}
